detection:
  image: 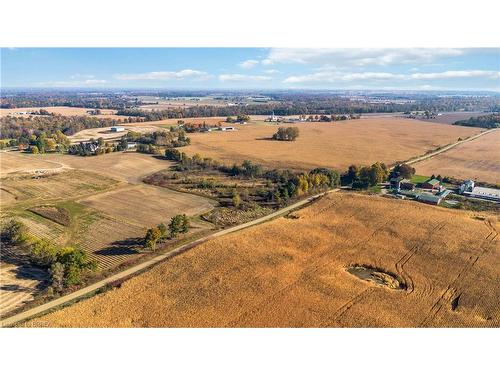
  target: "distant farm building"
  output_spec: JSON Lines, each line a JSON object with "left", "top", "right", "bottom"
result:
{"left": 459, "top": 180, "right": 475, "bottom": 194}
{"left": 390, "top": 177, "right": 404, "bottom": 190}
{"left": 421, "top": 178, "right": 441, "bottom": 190}
{"left": 265, "top": 112, "right": 282, "bottom": 122}
{"left": 464, "top": 186, "right": 500, "bottom": 202}
{"left": 110, "top": 126, "right": 125, "bottom": 132}
{"left": 390, "top": 177, "right": 415, "bottom": 191}
{"left": 219, "top": 126, "right": 237, "bottom": 131}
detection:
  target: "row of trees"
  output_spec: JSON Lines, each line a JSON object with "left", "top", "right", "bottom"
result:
{"left": 226, "top": 115, "right": 250, "bottom": 123}
{"left": 28, "top": 131, "right": 71, "bottom": 154}
{"left": 68, "top": 137, "right": 128, "bottom": 156}
{"left": 454, "top": 113, "right": 500, "bottom": 129}
{"left": 342, "top": 162, "right": 390, "bottom": 189}
{"left": 143, "top": 215, "right": 190, "bottom": 251}
{"left": 0, "top": 115, "right": 122, "bottom": 142}
{"left": 126, "top": 129, "right": 190, "bottom": 148}
{"left": 1, "top": 220, "right": 97, "bottom": 293}
{"left": 272, "top": 127, "right": 300, "bottom": 141}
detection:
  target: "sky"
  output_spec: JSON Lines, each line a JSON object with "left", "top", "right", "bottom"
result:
{"left": 1, "top": 48, "right": 499, "bottom": 91}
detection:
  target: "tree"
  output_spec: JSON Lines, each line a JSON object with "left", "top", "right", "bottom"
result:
{"left": 342, "top": 165, "right": 359, "bottom": 185}
{"left": 232, "top": 190, "right": 241, "bottom": 207}
{"left": 1, "top": 220, "right": 27, "bottom": 244}
{"left": 165, "top": 147, "right": 181, "bottom": 161}
{"left": 45, "top": 138, "right": 57, "bottom": 151}
{"left": 392, "top": 163, "right": 415, "bottom": 179}
{"left": 30, "top": 145, "right": 39, "bottom": 154}
{"left": 57, "top": 247, "right": 97, "bottom": 286}
{"left": 30, "top": 238, "right": 60, "bottom": 266}
{"left": 157, "top": 223, "right": 168, "bottom": 239}
{"left": 144, "top": 227, "right": 162, "bottom": 251}
{"left": 169, "top": 214, "right": 189, "bottom": 238}
{"left": 272, "top": 127, "right": 300, "bottom": 141}
{"left": 50, "top": 262, "right": 65, "bottom": 292}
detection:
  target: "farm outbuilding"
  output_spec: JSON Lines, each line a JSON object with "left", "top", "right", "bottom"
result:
{"left": 417, "top": 193, "right": 443, "bottom": 205}
{"left": 421, "top": 178, "right": 441, "bottom": 190}
{"left": 464, "top": 186, "right": 500, "bottom": 202}
{"left": 111, "top": 126, "right": 125, "bottom": 132}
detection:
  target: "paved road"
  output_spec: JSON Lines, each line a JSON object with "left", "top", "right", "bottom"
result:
{"left": 404, "top": 128, "right": 498, "bottom": 166}
{"left": 0, "top": 189, "right": 336, "bottom": 327}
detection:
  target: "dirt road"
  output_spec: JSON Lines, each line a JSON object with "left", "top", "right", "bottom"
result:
{"left": 0, "top": 189, "right": 336, "bottom": 327}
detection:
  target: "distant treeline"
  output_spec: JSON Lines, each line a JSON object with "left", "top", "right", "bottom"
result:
{"left": 115, "top": 97, "right": 499, "bottom": 120}
{"left": 453, "top": 113, "right": 500, "bottom": 128}
{"left": 0, "top": 93, "right": 136, "bottom": 109}
{"left": 0, "top": 115, "right": 121, "bottom": 141}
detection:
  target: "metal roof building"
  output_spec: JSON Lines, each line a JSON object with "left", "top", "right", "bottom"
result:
{"left": 464, "top": 186, "right": 500, "bottom": 202}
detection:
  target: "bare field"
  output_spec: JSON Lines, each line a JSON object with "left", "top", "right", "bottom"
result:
{"left": 30, "top": 192, "right": 499, "bottom": 327}
{"left": 0, "top": 259, "right": 47, "bottom": 317}
{"left": 41, "top": 152, "right": 172, "bottom": 183}
{"left": 414, "top": 130, "right": 500, "bottom": 184}
{"left": 182, "top": 118, "right": 481, "bottom": 171}
{"left": 1, "top": 169, "right": 118, "bottom": 205}
{"left": 78, "top": 215, "right": 146, "bottom": 270}
{"left": 79, "top": 185, "right": 216, "bottom": 228}
{"left": 2, "top": 151, "right": 172, "bottom": 183}
{"left": 1, "top": 151, "right": 66, "bottom": 176}
{"left": 0, "top": 106, "right": 129, "bottom": 120}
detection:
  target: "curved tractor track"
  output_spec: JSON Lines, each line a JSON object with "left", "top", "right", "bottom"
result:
{"left": 419, "top": 221, "right": 498, "bottom": 327}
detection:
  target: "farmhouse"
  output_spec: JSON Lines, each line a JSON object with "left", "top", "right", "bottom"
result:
{"left": 111, "top": 126, "right": 125, "bottom": 132}
{"left": 459, "top": 179, "right": 475, "bottom": 194}
{"left": 421, "top": 178, "right": 441, "bottom": 190}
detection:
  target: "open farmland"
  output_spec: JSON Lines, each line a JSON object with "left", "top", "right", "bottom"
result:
{"left": 0, "top": 106, "right": 129, "bottom": 120}
{"left": 79, "top": 185, "right": 215, "bottom": 228}
{"left": 414, "top": 129, "right": 500, "bottom": 184}
{"left": 1, "top": 151, "right": 172, "bottom": 183}
{"left": 183, "top": 118, "right": 482, "bottom": 171}
{"left": 1, "top": 169, "right": 119, "bottom": 206}
{"left": 1, "top": 150, "right": 219, "bottom": 315}
{"left": 28, "top": 192, "right": 499, "bottom": 328}
{"left": 0, "top": 151, "right": 66, "bottom": 176}
{"left": 0, "top": 250, "right": 48, "bottom": 316}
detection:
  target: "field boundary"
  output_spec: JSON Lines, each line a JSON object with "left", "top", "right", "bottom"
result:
{"left": 0, "top": 189, "right": 337, "bottom": 327}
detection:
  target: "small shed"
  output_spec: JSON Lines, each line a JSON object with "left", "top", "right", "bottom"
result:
{"left": 111, "top": 126, "right": 125, "bottom": 132}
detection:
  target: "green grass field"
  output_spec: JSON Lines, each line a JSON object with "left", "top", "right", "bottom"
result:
{"left": 410, "top": 174, "right": 429, "bottom": 184}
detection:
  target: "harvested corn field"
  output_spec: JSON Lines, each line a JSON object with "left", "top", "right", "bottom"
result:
{"left": 29, "top": 192, "right": 499, "bottom": 327}
{"left": 413, "top": 129, "right": 500, "bottom": 184}
{"left": 182, "top": 118, "right": 481, "bottom": 171}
